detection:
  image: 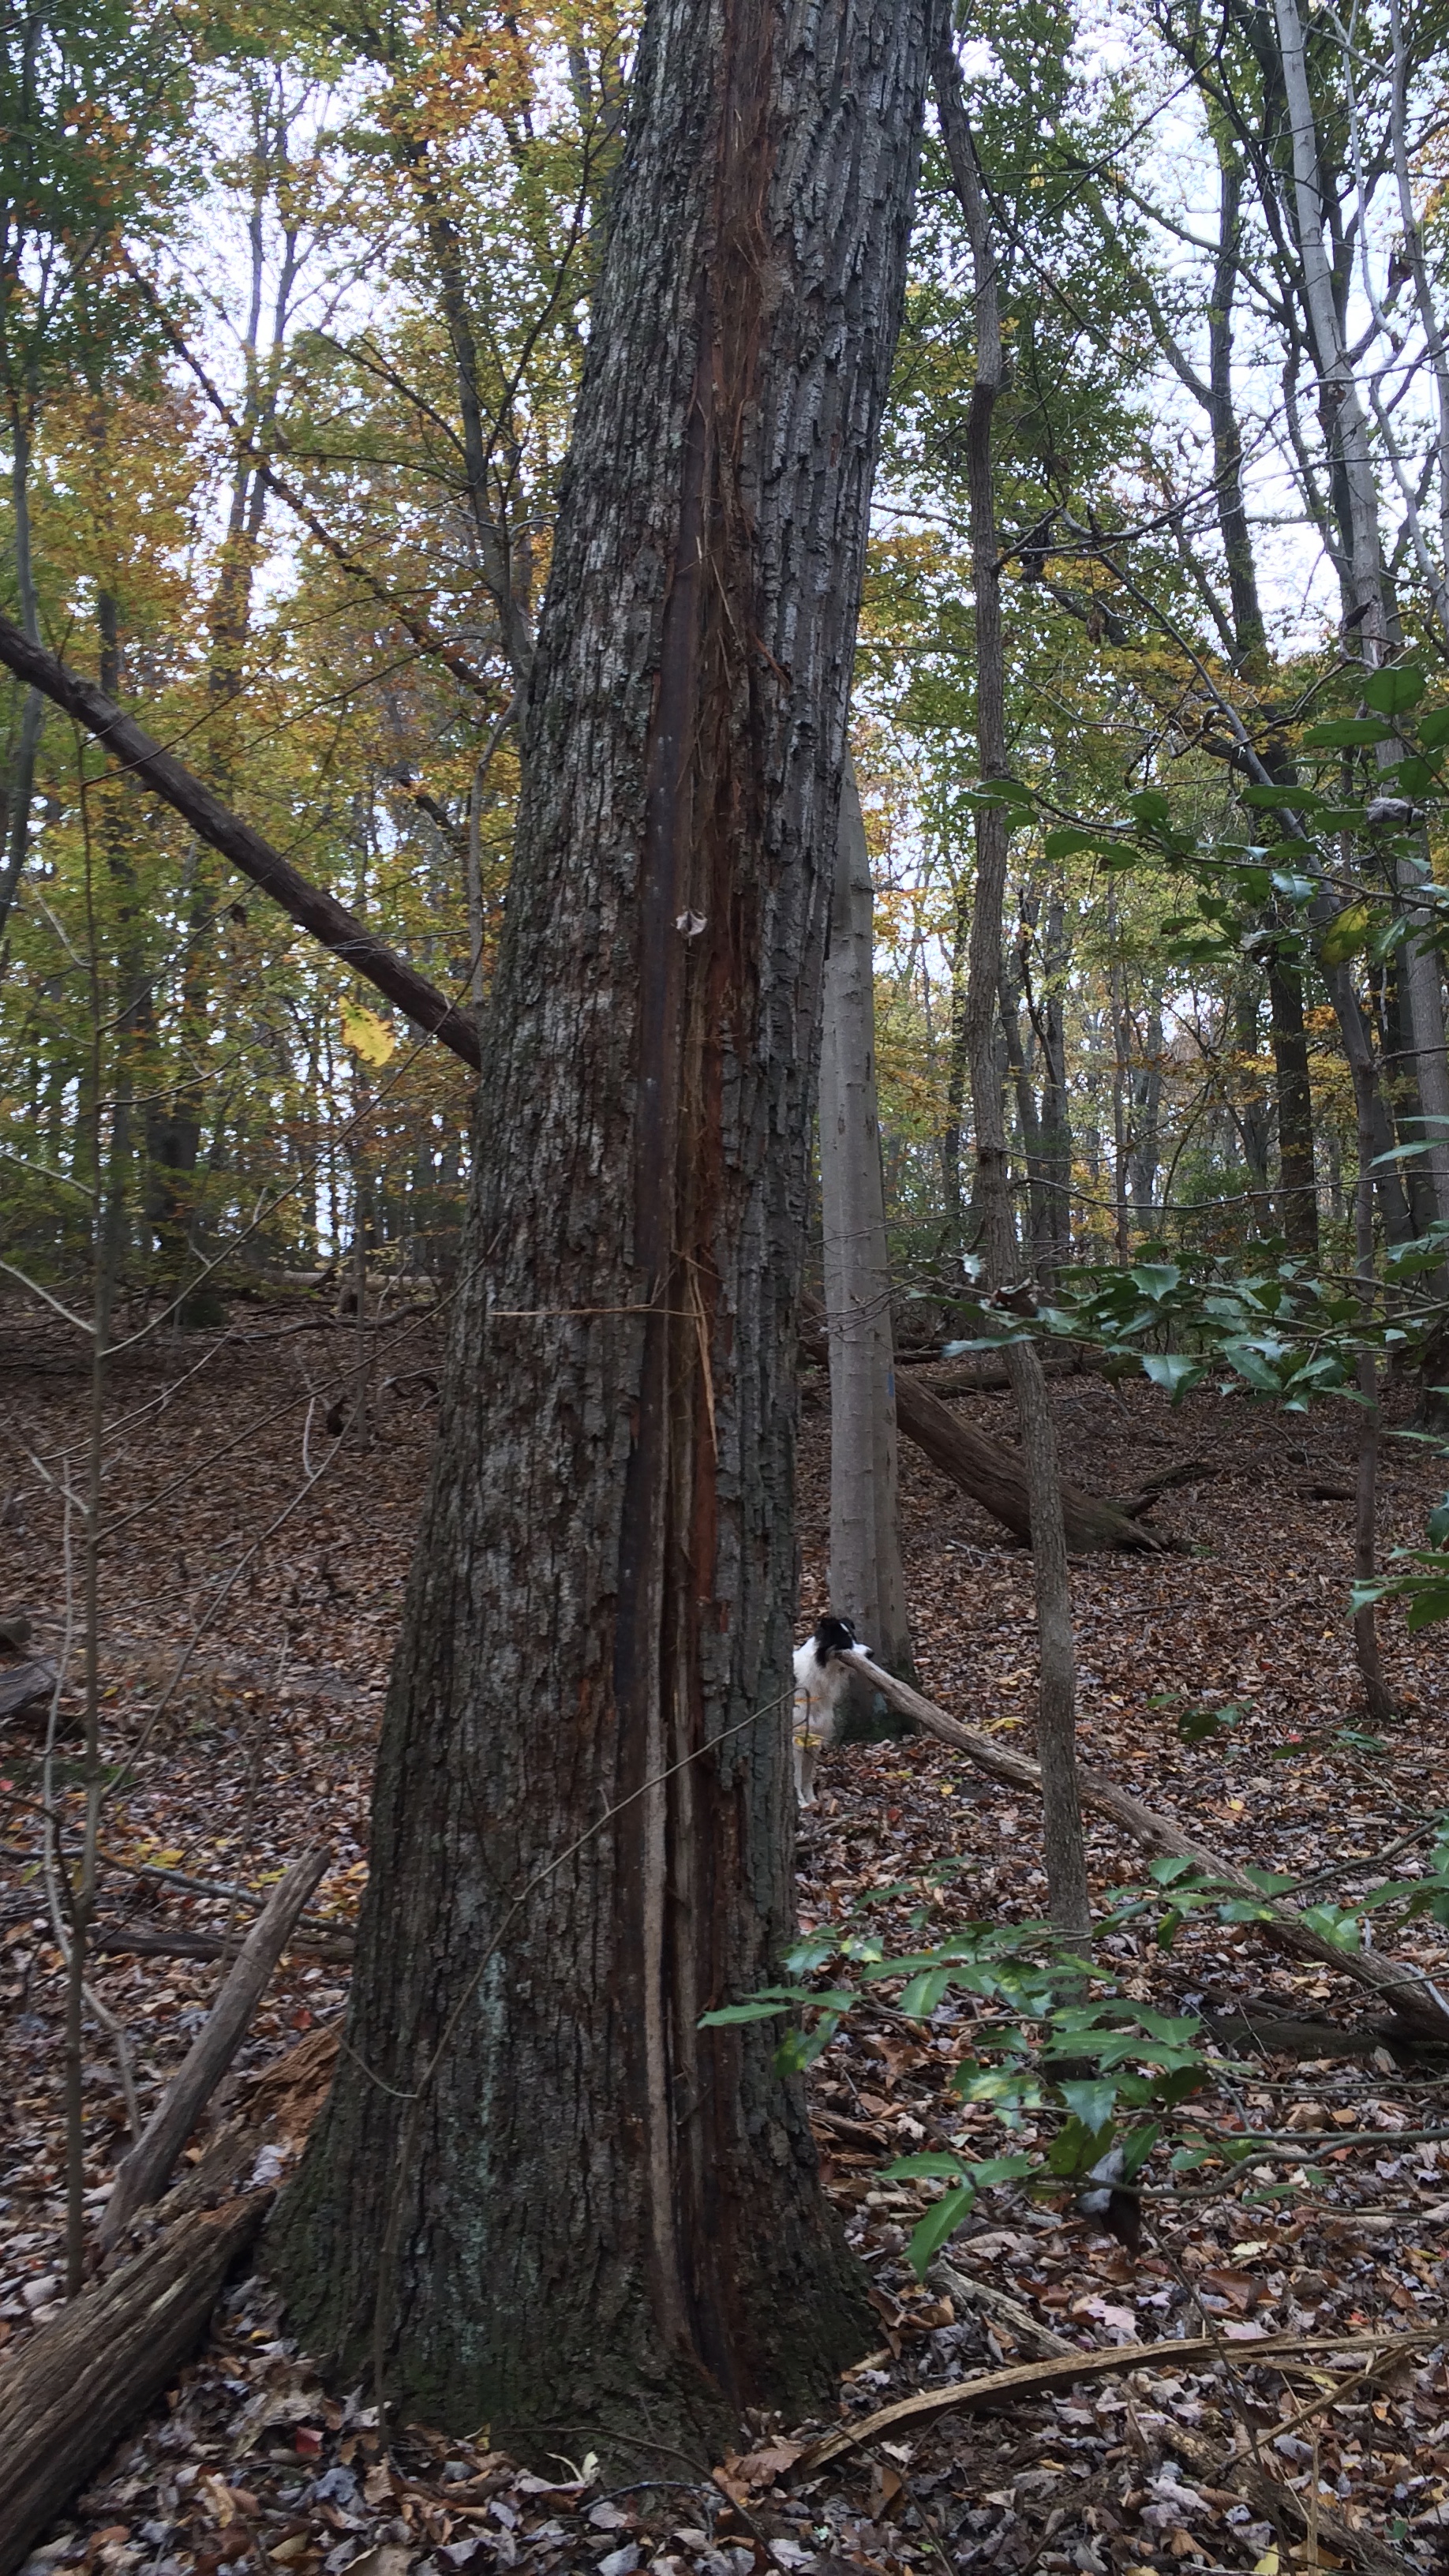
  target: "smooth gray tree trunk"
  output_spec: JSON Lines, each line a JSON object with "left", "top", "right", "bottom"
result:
{"left": 820, "top": 758, "right": 912, "bottom": 1679}
{"left": 934, "top": 33, "right": 1090, "bottom": 1938}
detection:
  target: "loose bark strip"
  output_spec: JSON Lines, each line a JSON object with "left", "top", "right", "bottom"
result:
{"left": 799, "top": 2328, "right": 1435, "bottom": 2468}
{"left": 0, "top": 2192, "right": 264, "bottom": 2576}
{"left": 840, "top": 1652, "right": 1449, "bottom": 2038}
{"left": 101, "top": 1846, "right": 330, "bottom": 2247}
{"left": 933, "top": 2257, "right": 1075, "bottom": 2357}
{"left": 0, "top": 615, "right": 481, "bottom": 1071}
{"left": 893, "top": 1371, "right": 1166, "bottom": 1554}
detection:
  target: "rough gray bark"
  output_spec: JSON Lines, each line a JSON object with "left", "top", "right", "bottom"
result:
{"left": 271, "top": 0, "right": 942, "bottom": 2455}
{"left": 820, "top": 758, "right": 912, "bottom": 1676}
{"left": 933, "top": 36, "right": 1090, "bottom": 1936}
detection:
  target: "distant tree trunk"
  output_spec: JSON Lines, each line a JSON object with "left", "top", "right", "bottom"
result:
{"left": 272, "top": 0, "right": 941, "bottom": 2454}
{"left": 934, "top": 36, "right": 1089, "bottom": 1936}
{"left": 1032, "top": 892, "right": 1073, "bottom": 1274}
{"left": 1001, "top": 938, "right": 1052, "bottom": 1281}
{"left": 1232, "top": 985, "right": 1271, "bottom": 1220}
{"left": 1129, "top": 996, "right": 1164, "bottom": 1230}
{"left": 1265, "top": 942, "right": 1319, "bottom": 1257}
{"left": 0, "top": 389, "right": 43, "bottom": 941}
{"left": 820, "top": 758, "right": 914, "bottom": 1680}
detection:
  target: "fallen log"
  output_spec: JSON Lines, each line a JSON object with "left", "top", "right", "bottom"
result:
{"left": 840, "top": 1651, "right": 1449, "bottom": 2041}
{"left": 89, "top": 1915, "right": 354, "bottom": 1965}
{"left": 101, "top": 1844, "right": 330, "bottom": 2248}
{"left": 0, "top": 2117, "right": 267, "bottom": 2576}
{"left": 891, "top": 1372, "right": 1166, "bottom": 1554}
{"left": 0, "top": 1657, "right": 58, "bottom": 1724}
{"left": 799, "top": 1292, "right": 1158, "bottom": 1552}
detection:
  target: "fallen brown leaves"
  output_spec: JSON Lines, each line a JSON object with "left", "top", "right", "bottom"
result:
{"left": 2, "top": 1306, "right": 1449, "bottom": 2576}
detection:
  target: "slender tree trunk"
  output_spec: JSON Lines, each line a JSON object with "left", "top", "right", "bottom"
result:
{"left": 933, "top": 36, "right": 1088, "bottom": 1937}
{"left": 0, "top": 392, "right": 43, "bottom": 939}
{"left": 272, "top": 0, "right": 941, "bottom": 2451}
{"left": 1032, "top": 892, "right": 1073, "bottom": 1275}
{"left": 1346, "top": 1042, "right": 1396, "bottom": 1721}
{"left": 820, "top": 758, "right": 913, "bottom": 1679}
{"left": 1129, "top": 998, "right": 1164, "bottom": 1230}
{"left": 1266, "top": 942, "right": 1320, "bottom": 1257}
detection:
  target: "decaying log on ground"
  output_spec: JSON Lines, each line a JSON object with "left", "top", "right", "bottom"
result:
{"left": 0, "top": 1657, "right": 58, "bottom": 1724}
{"left": 89, "top": 1915, "right": 354, "bottom": 1965}
{"left": 841, "top": 1652, "right": 1449, "bottom": 2041}
{"left": 101, "top": 1845, "right": 330, "bottom": 2248}
{"left": 800, "top": 1292, "right": 1159, "bottom": 1551}
{"left": 891, "top": 1371, "right": 1168, "bottom": 1553}
{"left": 0, "top": 2025, "right": 339, "bottom": 2576}
{"left": 0, "top": 2189, "right": 264, "bottom": 2576}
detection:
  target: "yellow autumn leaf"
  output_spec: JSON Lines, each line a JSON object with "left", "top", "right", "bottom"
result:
{"left": 1318, "top": 900, "right": 1373, "bottom": 968}
{"left": 341, "top": 998, "right": 397, "bottom": 1066}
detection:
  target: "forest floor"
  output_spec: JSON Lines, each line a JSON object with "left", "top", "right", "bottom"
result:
{"left": 3, "top": 1294, "right": 1449, "bottom": 2576}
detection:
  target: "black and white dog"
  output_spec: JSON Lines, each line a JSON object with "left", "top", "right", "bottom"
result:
{"left": 792, "top": 1615, "right": 863, "bottom": 1807}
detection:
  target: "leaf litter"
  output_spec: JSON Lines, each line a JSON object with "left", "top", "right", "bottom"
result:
{"left": 3, "top": 1303, "right": 1449, "bottom": 2576}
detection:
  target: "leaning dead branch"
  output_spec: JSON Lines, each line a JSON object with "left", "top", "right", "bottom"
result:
{"left": 799, "top": 2327, "right": 1434, "bottom": 2467}
{"left": 99, "top": 1845, "right": 330, "bottom": 2248}
{"left": 842, "top": 1651, "right": 1449, "bottom": 2039}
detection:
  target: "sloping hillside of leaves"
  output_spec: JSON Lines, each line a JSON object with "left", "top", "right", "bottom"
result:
{"left": 3, "top": 1302, "right": 1448, "bottom": 2576}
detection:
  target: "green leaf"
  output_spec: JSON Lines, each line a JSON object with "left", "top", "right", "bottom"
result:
{"left": 1058, "top": 2076, "right": 1120, "bottom": 2131}
{"left": 880, "top": 2152, "right": 970, "bottom": 2181}
{"left": 1418, "top": 709, "right": 1449, "bottom": 747}
{"left": 897, "top": 1969, "right": 950, "bottom": 2019}
{"left": 1302, "top": 717, "right": 1395, "bottom": 746}
{"left": 967, "top": 2153, "right": 1036, "bottom": 2185}
{"left": 1271, "top": 871, "right": 1317, "bottom": 904}
{"left": 1129, "top": 1263, "right": 1181, "bottom": 1300}
{"left": 1141, "top": 1351, "right": 1200, "bottom": 1398}
{"left": 1044, "top": 826, "right": 1108, "bottom": 861}
{"left": 1241, "top": 783, "right": 1322, "bottom": 811}
{"left": 698, "top": 1999, "right": 791, "bottom": 2025}
{"left": 1046, "top": 2116, "right": 1113, "bottom": 2177}
{"left": 905, "top": 2182, "right": 978, "bottom": 2278}
{"left": 1127, "top": 788, "right": 1171, "bottom": 826}
{"left": 1364, "top": 665, "right": 1425, "bottom": 715}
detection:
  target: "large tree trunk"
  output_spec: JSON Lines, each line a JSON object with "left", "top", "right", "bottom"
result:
{"left": 820, "top": 758, "right": 913, "bottom": 1679}
{"left": 271, "top": 0, "right": 940, "bottom": 2458}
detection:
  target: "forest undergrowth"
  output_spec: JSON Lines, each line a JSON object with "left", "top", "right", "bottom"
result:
{"left": 4, "top": 1299, "right": 1449, "bottom": 2576}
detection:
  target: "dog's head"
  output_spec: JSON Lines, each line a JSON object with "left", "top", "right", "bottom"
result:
{"left": 813, "top": 1614, "right": 859, "bottom": 1661}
